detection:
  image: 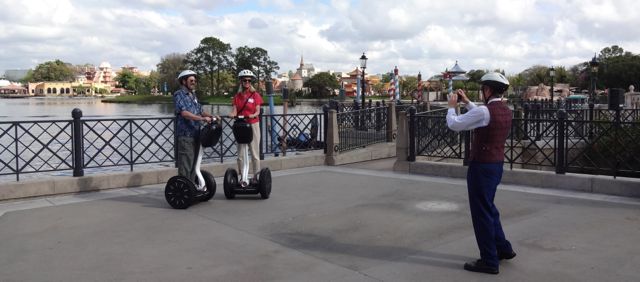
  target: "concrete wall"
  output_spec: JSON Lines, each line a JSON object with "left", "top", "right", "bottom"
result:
{"left": 396, "top": 160, "right": 640, "bottom": 198}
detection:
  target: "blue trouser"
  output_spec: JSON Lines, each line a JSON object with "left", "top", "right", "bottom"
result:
{"left": 467, "top": 161, "right": 513, "bottom": 268}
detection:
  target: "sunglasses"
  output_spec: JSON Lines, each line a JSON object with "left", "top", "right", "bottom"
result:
{"left": 187, "top": 79, "right": 197, "bottom": 83}
{"left": 242, "top": 79, "right": 253, "bottom": 82}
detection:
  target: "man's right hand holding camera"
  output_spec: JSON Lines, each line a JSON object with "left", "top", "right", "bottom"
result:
{"left": 448, "top": 89, "right": 470, "bottom": 108}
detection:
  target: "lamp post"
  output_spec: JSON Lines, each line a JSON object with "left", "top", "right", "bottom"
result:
{"left": 360, "top": 52, "right": 368, "bottom": 107}
{"left": 549, "top": 66, "right": 555, "bottom": 102}
{"left": 589, "top": 54, "right": 599, "bottom": 102}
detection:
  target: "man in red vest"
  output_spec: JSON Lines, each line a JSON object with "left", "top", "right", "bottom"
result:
{"left": 446, "top": 72, "right": 516, "bottom": 275}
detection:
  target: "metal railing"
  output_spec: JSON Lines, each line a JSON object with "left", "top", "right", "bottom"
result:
{"left": 335, "top": 105, "right": 388, "bottom": 152}
{"left": 408, "top": 107, "right": 640, "bottom": 178}
{"left": 0, "top": 120, "right": 74, "bottom": 181}
{"left": 1, "top": 109, "right": 325, "bottom": 181}
{"left": 262, "top": 112, "right": 325, "bottom": 156}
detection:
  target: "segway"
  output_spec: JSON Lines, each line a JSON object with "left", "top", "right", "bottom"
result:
{"left": 165, "top": 119, "right": 222, "bottom": 209}
{"left": 223, "top": 116, "right": 272, "bottom": 199}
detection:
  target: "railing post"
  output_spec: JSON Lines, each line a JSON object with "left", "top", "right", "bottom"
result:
{"left": 523, "top": 103, "right": 530, "bottom": 139}
{"left": 396, "top": 110, "right": 407, "bottom": 162}
{"left": 514, "top": 107, "right": 523, "bottom": 140}
{"left": 174, "top": 117, "right": 180, "bottom": 166}
{"left": 323, "top": 104, "right": 329, "bottom": 154}
{"left": 408, "top": 106, "right": 416, "bottom": 162}
{"left": 72, "top": 108, "right": 84, "bottom": 177}
{"left": 588, "top": 101, "right": 594, "bottom": 140}
{"left": 535, "top": 101, "right": 542, "bottom": 141}
{"left": 259, "top": 108, "right": 264, "bottom": 160}
{"left": 326, "top": 109, "right": 339, "bottom": 165}
{"left": 614, "top": 102, "right": 622, "bottom": 178}
{"left": 375, "top": 101, "right": 382, "bottom": 132}
{"left": 556, "top": 109, "right": 566, "bottom": 174}
{"left": 387, "top": 102, "right": 396, "bottom": 142}
{"left": 353, "top": 100, "right": 361, "bottom": 130}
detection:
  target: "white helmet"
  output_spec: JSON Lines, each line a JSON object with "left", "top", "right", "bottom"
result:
{"left": 480, "top": 72, "right": 509, "bottom": 94}
{"left": 177, "top": 70, "right": 197, "bottom": 81}
{"left": 238, "top": 69, "right": 256, "bottom": 79}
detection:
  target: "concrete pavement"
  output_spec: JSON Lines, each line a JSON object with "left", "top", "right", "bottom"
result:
{"left": 1, "top": 165, "right": 639, "bottom": 281}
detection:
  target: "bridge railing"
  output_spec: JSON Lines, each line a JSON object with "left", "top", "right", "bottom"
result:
{"left": 0, "top": 109, "right": 326, "bottom": 182}
{"left": 405, "top": 105, "right": 640, "bottom": 178}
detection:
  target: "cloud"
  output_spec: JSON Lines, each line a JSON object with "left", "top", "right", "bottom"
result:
{"left": 248, "top": 17, "right": 268, "bottom": 29}
{"left": 1, "top": 0, "right": 639, "bottom": 79}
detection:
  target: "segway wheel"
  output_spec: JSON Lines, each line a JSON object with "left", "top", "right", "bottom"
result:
{"left": 258, "top": 168, "right": 272, "bottom": 199}
{"left": 165, "top": 176, "right": 197, "bottom": 209}
{"left": 223, "top": 168, "right": 237, "bottom": 199}
{"left": 197, "top": 170, "right": 216, "bottom": 202}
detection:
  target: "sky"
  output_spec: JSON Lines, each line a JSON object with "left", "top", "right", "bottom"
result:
{"left": 1, "top": 0, "right": 639, "bottom": 79}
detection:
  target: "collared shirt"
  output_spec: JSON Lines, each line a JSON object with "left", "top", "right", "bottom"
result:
{"left": 173, "top": 87, "right": 203, "bottom": 137}
{"left": 446, "top": 98, "right": 504, "bottom": 132}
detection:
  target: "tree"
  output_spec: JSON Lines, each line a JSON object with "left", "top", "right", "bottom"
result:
{"left": 380, "top": 72, "right": 392, "bottom": 83}
{"left": 185, "top": 37, "right": 234, "bottom": 96}
{"left": 136, "top": 71, "right": 160, "bottom": 95}
{"left": 304, "top": 72, "right": 339, "bottom": 98}
{"left": 115, "top": 69, "right": 137, "bottom": 93}
{"left": 598, "top": 52, "right": 640, "bottom": 89}
{"left": 234, "top": 46, "right": 280, "bottom": 81}
{"left": 400, "top": 76, "right": 418, "bottom": 97}
{"left": 28, "top": 60, "right": 75, "bottom": 82}
{"left": 520, "top": 65, "right": 551, "bottom": 86}
{"left": 598, "top": 45, "right": 628, "bottom": 61}
{"left": 466, "top": 69, "right": 486, "bottom": 84}
{"left": 372, "top": 81, "right": 385, "bottom": 96}
{"left": 156, "top": 53, "right": 186, "bottom": 94}
{"left": 508, "top": 73, "right": 526, "bottom": 96}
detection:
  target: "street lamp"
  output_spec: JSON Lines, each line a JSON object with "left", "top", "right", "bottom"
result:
{"left": 589, "top": 54, "right": 599, "bottom": 102}
{"left": 360, "top": 52, "right": 368, "bottom": 107}
{"left": 549, "top": 66, "right": 555, "bottom": 102}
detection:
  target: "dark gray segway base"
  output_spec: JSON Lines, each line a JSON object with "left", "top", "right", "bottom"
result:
{"left": 165, "top": 121, "right": 220, "bottom": 209}
{"left": 165, "top": 175, "right": 197, "bottom": 209}
{"left": 165, "top": 170, "right": 216, "bottom": 209}
{"left": 223, "top": 167, "right": 272, "bottom": 199}
{"left": 258, "top": 168, "right": 271, "bottom": 199}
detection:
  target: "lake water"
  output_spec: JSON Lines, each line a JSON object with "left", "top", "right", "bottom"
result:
{"left": 0, "top": 97, "right": 323, "bottom": 121}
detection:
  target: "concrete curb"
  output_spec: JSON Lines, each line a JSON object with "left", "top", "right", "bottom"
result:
{"left": 0, "top": 152, "right": 326, "bottom": 201}
{"left": 400, "top": 160, "right": 640, "bottom": 198}
{"left": 326, "top": 143, "right": 396, "bottom": 165}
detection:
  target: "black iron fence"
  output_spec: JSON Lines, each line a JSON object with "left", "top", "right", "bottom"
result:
{"left": 335, "top": 105, "right": 388, "bottom": 152}
{"left": 0, "top": 119, "right": 74, "bottom": 181}
{"left": 408, "top": 105, "right": 640, "bottom": 178}
{"left": 263, "top": 112, "right": 325, "bottom": 156}
{"left": 1, "top": 109, "right": 325, "bottom": 181}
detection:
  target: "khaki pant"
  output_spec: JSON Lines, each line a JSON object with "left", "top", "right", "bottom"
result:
{"left": 237, "top": 122, "right": 261, "bottom": 175}
{"left": 177, "top": 136, "right": 198, "bottom": 182}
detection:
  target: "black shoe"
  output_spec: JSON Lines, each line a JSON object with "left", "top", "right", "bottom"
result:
{"left": 498, "top": 250, "right": 516, "bottom": 260}
{"left": 464, "top": 259, "right": 499, "bottom": 274}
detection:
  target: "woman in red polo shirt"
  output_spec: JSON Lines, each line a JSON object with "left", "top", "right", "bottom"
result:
{"left": 229, "top": 69, "right": 263, "bottom": 185}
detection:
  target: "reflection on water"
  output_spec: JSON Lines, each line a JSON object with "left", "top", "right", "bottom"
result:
{"left": 0, "top": 97, "right": 322, "bottom": 121}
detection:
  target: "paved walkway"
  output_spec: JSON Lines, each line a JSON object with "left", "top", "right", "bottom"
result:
{"left": 1, "top": 163, "right": 639, "bottom": 281}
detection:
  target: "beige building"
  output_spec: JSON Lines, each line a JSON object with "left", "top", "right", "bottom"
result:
{"left": 25, "top": 62, "right": 149, "bottom": 96}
